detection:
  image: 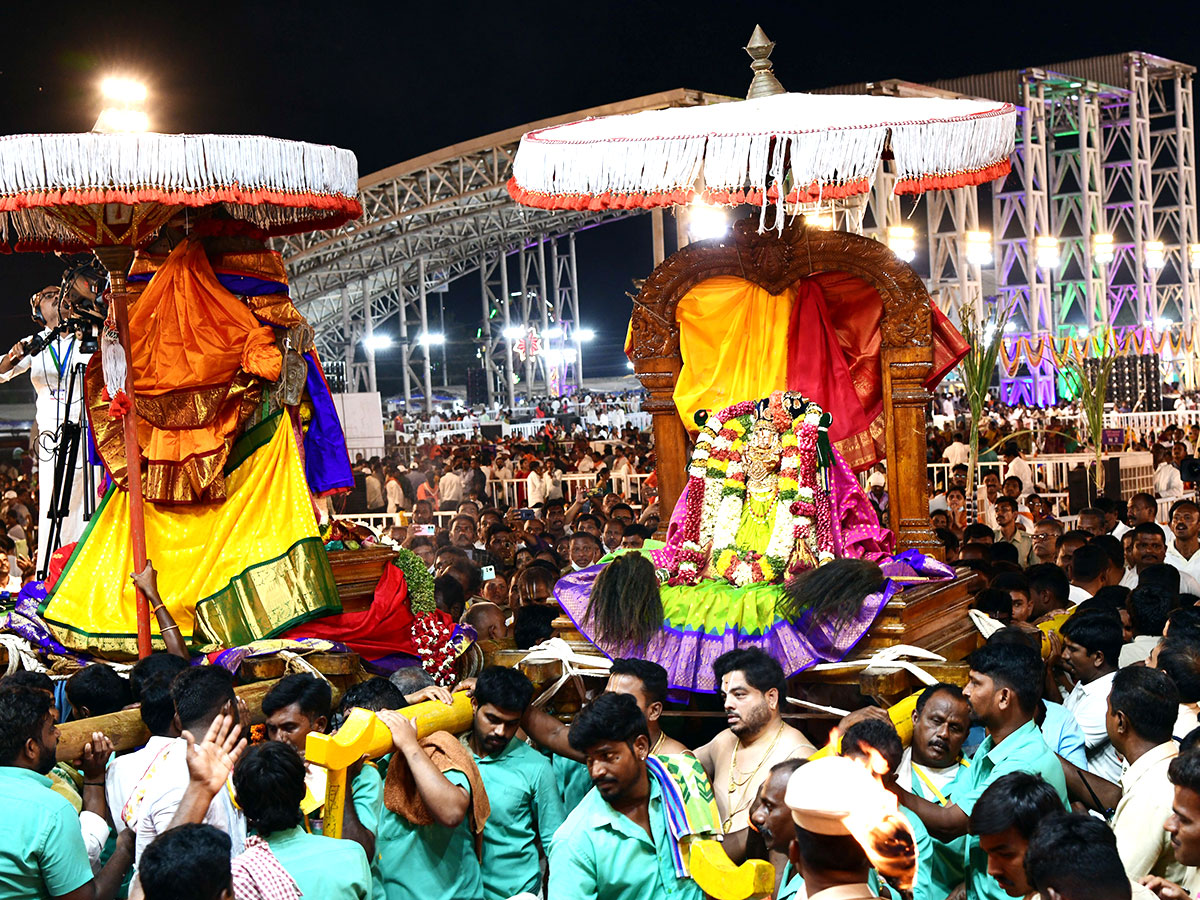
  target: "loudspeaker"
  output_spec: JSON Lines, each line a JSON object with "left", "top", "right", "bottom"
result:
{"left": 479, "top": 424, "right": 503, "bottom": 440}
{"left": 325, "top": 360, "right": 347, "bottom": 394}
{"left": 1065, "top": 457, "right": 1121, "bottom": 512}
{"left": 466, "top": 368, "right": 488, "bottom": 406}
{"left": 1088, "top": 354, "right": 1161, "bottom": 411}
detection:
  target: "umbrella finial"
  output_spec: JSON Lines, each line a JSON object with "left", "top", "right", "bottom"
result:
{"left": 745, "top": 25, "right": 786, "bottom": 100}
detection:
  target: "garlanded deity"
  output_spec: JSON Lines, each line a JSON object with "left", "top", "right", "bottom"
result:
{"left": 670, "top": 390, "right": 834, "bottom": 588}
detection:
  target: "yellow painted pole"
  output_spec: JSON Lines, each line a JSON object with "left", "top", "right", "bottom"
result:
{"left": 305, "top": 693, "right": 474, "bottom": 838}
{"left": 689, "top": 841, "right": 775, "bottom": 899}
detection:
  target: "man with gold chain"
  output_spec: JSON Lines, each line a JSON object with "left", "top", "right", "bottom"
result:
{"left": 693, "top": 648, "right": 816, "bottom": 863}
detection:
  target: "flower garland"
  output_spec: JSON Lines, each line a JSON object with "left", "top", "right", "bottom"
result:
{"left": 413, "top": 614, "right": 458, "bottom": 686}
{"left": 669, "top": 392, "right": 835, "bottom": 587}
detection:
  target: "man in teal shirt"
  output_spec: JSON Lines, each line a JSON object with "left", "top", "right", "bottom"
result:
{"left": 469, "top": 667, "right": 565, "bottom": 900}
{"left": 0, "top": 684, "right": 95, "bottom": 899}
{"left": 892, "top": 641, "right": 1068, "bottom": 900}
{"left": 231, "top": 740, "right": 371, "bottom": 899}
{"left": 262, "top": 673, "right": 384, "bottom": 875}
{"left": 549, "top": 693, "right": 705, "bottom": 900}
{"left": 374, "top": 709, "right": 484, "bottom": 900}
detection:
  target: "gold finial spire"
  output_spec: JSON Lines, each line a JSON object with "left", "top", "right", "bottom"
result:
{"left": 745, "top": 25, "right": 786, "bottom": 99}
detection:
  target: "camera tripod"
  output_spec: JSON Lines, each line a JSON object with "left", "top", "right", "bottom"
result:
{"left": 40, "top": 360, "right": 96, "bottom": 578}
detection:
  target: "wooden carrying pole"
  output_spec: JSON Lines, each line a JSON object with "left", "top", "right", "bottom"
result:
{"left": 93, "top": 247, "right": 151, "bottom": 657}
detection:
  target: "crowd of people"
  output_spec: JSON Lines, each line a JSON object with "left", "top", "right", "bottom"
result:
{"left": 15, "top": 385, "right": 1200, "bottom": 900}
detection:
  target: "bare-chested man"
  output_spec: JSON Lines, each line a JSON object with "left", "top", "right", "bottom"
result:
{"left": 693, "top": 648, "right": 816, "bottom": 862}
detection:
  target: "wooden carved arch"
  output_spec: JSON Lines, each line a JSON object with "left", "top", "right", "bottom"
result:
{"left": 629, "top": 217, "right": 939, "bottom": 556}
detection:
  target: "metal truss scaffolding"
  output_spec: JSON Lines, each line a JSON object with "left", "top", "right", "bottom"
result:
{"left": 274, "top": 89, "right": 730, "bottom": 405}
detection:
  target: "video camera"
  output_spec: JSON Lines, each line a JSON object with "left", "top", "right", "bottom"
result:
{"left": 27, "top": 256, "right": 109, "bottom": 355}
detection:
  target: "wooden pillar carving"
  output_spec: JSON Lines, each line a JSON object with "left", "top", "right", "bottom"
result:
{"left": 881, "top": 350, "right": 940, "bottom": 555}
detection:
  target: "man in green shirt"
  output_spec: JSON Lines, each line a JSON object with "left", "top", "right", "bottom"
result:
{"left": 0, "top": 684, "right": 96, "bottom": 900}
{"left": 892, "top": 641, "right": 1069, "bottom": 900}
{"left": 231, "top": 740, "right": 370, "bottom": 899}
{"left": 262, "top": 673, "right": 381, "bottom": 858}
{"left": 373, "top": 708, "right": 484, "bottom": 900}
{"left": 548, "top": 693, "right": 705, "bottom": 900}
{"left": 469, "top": 666, "right": 565, "bottom": 900}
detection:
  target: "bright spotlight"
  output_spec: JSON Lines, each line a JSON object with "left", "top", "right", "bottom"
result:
{"left": 544, "top": 326, "right": 564, "bottom": 339}
{"left": 1146, "top": 240, "right": 1166, "bottom": 271}
{"left": 101, "top": 77, "right": 148, "bottom": 105}
{"left": 502, "top": 327, "right": 524, "bottom": 340}
{"left": 418, "top": 333, "right": 445, "bottom": 346}
{"left": 964, "top": 231, "right": 992, "bottom": 267}
{"left": 887, "top": 225, "right": 916, "bottom": 262}
{"left": 626, "top": 361, "right": 636, "bottom": 371}
{"left": 574, "top": 328, "right": 595, "bottom": 342}
{"left": 93, "top": 108, "right": 150, "bottom": 134}
{"left": 363, "top": 334, "right": 393, "bottom": 351}
{"left": 805, "top": 212, "right": 834, "bottom": 230}
{"left": 1092, "top": 233, "right": 1115, "bottom": 266}
{"left": 1035, "top": 236, "right": 1060, "bottom": 270}
{"left": 1191, "top": 243, "right": 1200, "bottom": 271}
{"left": 688, "top": 202, "right": 729, "bottom": 242}
{"left": 1003, "top": 321, "right": 1017, "bottom": 333}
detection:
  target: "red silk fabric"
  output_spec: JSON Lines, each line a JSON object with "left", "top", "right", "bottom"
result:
{"left": 786, "top": 273, "right": 968, "bottom": 471}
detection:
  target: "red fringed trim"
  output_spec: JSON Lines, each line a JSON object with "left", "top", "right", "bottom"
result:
{"left": 108, "top": 390, "right": 132, "bottom": 418}
{"left": 894, "top": 159, "right": 1012, "bottom": 195}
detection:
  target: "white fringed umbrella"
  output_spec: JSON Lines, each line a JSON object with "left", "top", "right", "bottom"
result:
{"left": 508, "top": 92, "right": 1015, "bottom": 216}
{"left": 0, "top": 131, "right": 361, "bottom": 656}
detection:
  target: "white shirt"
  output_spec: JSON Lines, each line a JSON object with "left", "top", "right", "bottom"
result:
{"left": 385, "top": 478, "right": 405, "bottom": 513}
{"left": 1068, "top": 584, "right": 1092, "bottom": 606}
{"left": 1063, "top": 670, "right": 1122, "bottom": 782}
{"left": 1155, "top": 462, "right": 1185, "bottom": 499}
{"left": 1175, "top": 704, "right": 1199, "bottom": 741}
{"left": 106, "top": 735, "right": 175, "bottom": 836}
{"left": 1166, "top": 540, "right": 1200, "bottom": 588}
{"left": 132, "top": 737, "right": 246, "bottom": 863}
{"left": 1120, "top": 634, "right": 1163, "bottom": 668}
{"left": 1121, "top": 566, "right": 1139, "bottom": 589}
{"left": 576, "top": 457, "right": 595, "bottom": 474}
{"left": 1005, "top": 456, "right": 1034, "bottom": 495}
{"left": 439, "top": 470, "right": 463, "bottom": 503}
{"left": 1113, "top": 741, "right": 1187, "bottom": 884}
{"left": 1111, "top": 521, "right": 1132, "bottom": 541}
{"left": 526, "top": 471, "right": 551, "bottom": 507}
{"left": 942, "top": 441, "right": 970, "bottom": 468}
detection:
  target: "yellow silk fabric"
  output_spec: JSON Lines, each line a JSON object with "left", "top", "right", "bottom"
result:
{"left": 672, "top": 276, "right": 794, "bottom": 431}
{"left": 43, "top": 414, "right": 334, "bottom": 658}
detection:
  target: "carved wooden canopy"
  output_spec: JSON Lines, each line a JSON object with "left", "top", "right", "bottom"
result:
{"left": 629, "top": 217, "right": 940, "bottom": 556}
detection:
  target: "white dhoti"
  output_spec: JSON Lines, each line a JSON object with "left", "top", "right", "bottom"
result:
{"left": 0, "top": 336, "right": 95, "bottom": 568}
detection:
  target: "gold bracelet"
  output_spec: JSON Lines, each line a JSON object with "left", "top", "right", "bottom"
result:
{"left": 159, "top": 624, "right": 180, "bottom": 634}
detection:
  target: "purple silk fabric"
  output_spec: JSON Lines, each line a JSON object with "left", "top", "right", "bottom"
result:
{"left": 303, "top": 352, "right": 354, "bottom": 494}
{"left": 560, "top": 445, "right": 939, "bottom": 693}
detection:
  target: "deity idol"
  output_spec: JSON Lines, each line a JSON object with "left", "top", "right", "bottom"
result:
{"left": 555, "top": 390, "right": 928, "bottom": 693}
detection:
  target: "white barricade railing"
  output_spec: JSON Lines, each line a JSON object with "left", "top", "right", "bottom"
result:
{"left": 487, "top": 472, "right": 653, "bottom": 508}
{"left": 926, "top": 451, "right": 1156, "bottom": 505}
{"left": 502, "top": 423, "right": 541, "bottom": 438}
{"left": 433, "top": 427, "right": 477, "bottom": 442}
{"left": 1106, "top": 410, "right": 1200, "bottom": 438}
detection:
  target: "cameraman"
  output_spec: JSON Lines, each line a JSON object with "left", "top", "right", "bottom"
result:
{"left": 0, "top": 282, "right": 95, "bottom": 570}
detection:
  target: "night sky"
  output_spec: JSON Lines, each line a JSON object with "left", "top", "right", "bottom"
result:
{"left": 2, "top": 0, "right": 1197, "bottom": 391}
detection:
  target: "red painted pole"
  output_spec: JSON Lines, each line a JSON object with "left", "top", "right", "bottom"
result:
{"left": 97, "top": 251, "right": 151, "bottom": 658}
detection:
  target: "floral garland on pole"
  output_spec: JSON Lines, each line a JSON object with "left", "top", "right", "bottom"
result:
{"left": 669, "top": 392, "right": 834, "bottom": 588}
